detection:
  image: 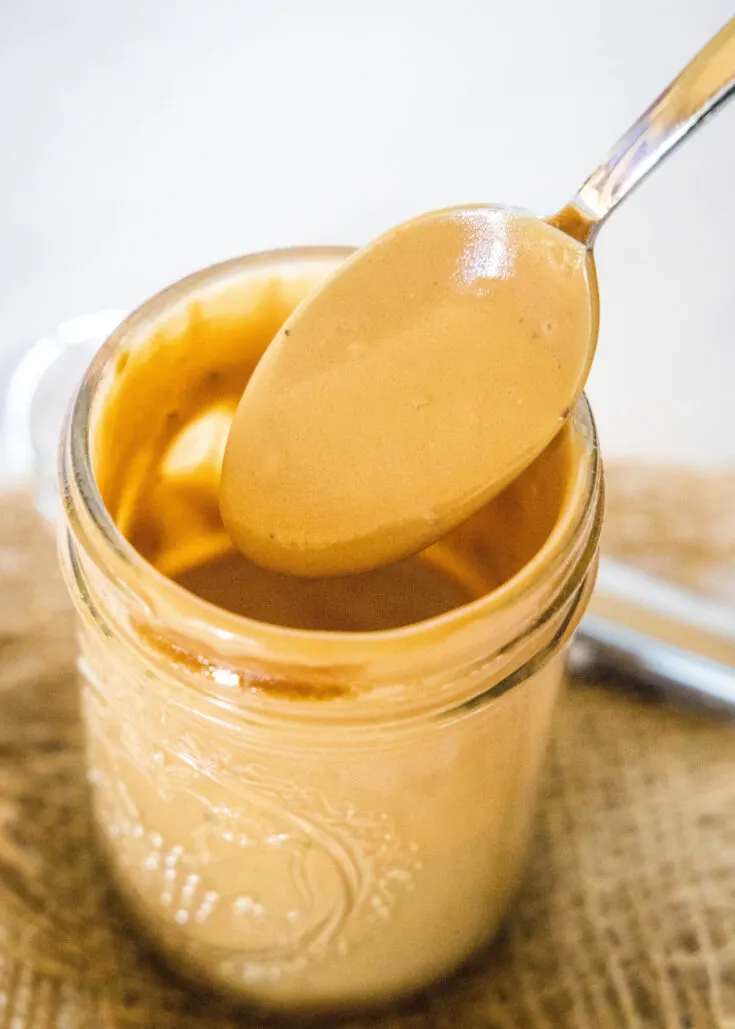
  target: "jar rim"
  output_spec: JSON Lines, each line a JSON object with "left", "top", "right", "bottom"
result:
{"left": 61, "top": 245, "right": 601, "bottom": 671}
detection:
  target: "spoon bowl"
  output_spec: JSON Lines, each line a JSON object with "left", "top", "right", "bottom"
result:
{"left": 221, "top": 205, "right": 597, "bottom": 576}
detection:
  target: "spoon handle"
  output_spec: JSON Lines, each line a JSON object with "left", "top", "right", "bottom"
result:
{"left": 552, "top": 16, "right": 735, "bottom": 244}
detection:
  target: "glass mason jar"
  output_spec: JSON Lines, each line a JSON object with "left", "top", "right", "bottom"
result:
{"left": 58, "top": 247, "right": 603, "bottom": 1013}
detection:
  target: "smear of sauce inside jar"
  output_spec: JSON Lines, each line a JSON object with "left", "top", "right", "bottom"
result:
{"left": 220, "top": 206, "right": 598, "bottom": 577}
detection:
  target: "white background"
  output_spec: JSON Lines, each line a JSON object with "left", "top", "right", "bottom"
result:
{"left": 1, "top": 0, "right": 733, "bottom": 466}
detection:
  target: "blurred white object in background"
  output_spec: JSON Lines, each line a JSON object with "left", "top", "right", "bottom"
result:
{"left": 0, "top": 311, "right": 125, "bottom": 516}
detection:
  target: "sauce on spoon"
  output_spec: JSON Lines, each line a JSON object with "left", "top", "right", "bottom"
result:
{"left": 220, "top": 206, "right": 597, "bottom": 576}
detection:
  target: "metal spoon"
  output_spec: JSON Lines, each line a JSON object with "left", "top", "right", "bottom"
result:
{"left": 549, "top": 16, "right": 735, "bottom": 246}
{"left": 221, "top": 17, "right": 735, "bottom": 578}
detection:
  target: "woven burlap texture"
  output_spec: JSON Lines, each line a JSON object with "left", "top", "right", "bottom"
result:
{"left": 0, "top": 466, "right": 733, "bottom": 1029}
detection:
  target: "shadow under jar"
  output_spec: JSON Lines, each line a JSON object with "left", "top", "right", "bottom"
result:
{"left": 58, "top": 247, "right": 603, "bottom": 1013}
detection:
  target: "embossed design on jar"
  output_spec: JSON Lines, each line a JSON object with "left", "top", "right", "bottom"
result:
{"left": 81, "top": 661, "right": 423, "bottom": 984}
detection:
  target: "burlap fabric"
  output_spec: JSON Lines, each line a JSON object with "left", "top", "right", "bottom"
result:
{"left": 0, "top": 466, "right": 733, "bottom": 1029}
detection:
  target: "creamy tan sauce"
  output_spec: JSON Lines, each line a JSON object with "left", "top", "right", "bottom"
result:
{"left": 94, "top": 264, "right": 573, "bottom": 632}
{"left": 221, "top": 206, "right": 597, "bottom": 576}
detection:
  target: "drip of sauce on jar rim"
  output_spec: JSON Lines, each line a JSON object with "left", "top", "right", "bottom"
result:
{"left": 220, "top": 206, "right": 598, "bottom": 577}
